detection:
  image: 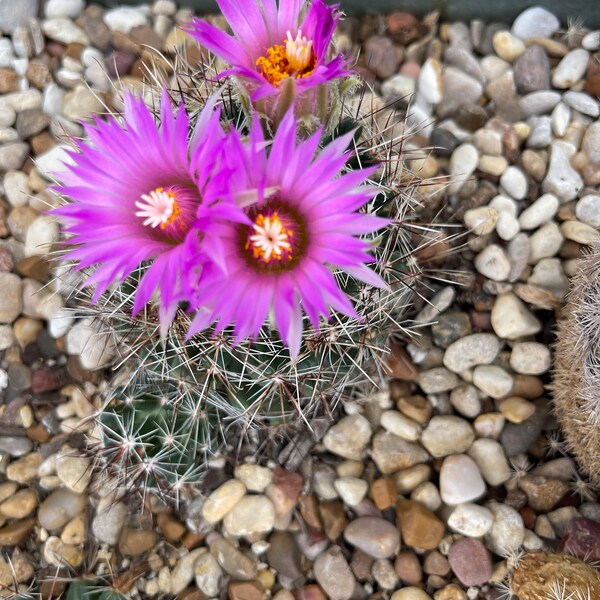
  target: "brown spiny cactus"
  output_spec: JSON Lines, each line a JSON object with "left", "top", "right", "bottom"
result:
{"left": 553, "top": 240, "right": 600, "bottom": 486}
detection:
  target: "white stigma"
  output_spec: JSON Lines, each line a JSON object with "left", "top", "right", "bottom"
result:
{"left": 135, "top": 188, "right": 176, "bottom": 228}
{"left": 285, "top": 29, "right": 313, "bottom": 72}
{"left": 250, "top": 215, "right": 291, "bottom": 261}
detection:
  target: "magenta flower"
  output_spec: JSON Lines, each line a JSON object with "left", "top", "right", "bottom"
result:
{"left": 53, "top": 91, "right": 235, "bottom": 330}
{"left": 187, "top": 0, "right": 349, "bottom": 118}
{"left": 188, "top": 111, "right": 389, "bottom": 357}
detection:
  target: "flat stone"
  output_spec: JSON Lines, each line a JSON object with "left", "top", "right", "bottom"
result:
{"left": 448, "top": 538, "right": 492, "bottom": 586}
{"left": 500, "top": 399, "right": 548, "bottom": 456}
{"left": 491, "top": 293, "right": 542, "bottom": 340}
{"left": 560, "top": 220, "right": 599, "bottom": 246}
{"left": 447, "top": 503, "right": 494, "bottom": 537}
{"left": 520, "top": 91, "right": 561, "bottom": 118}
{"left": 500, "top": 166, "right": 528, "bottom": 200}
{"left": 576, "top": 194, "right": 600, "bottom": 228}
{"left": 56, "top": 451, "right": 91, "bottom": 493}
{"left": 582, "top": 121, "right": 600, "bottom": 163}
{"left": 370, "top": 431, "right": 430, "bottom": 475}
{"left": 464, "top": 207, "right": 499, "bottom": 235}
{"left": 421, "top": 416, "right": 475, "bottom": 459}
{"left": 519, "top": 194, "right": 559, "bottom": 230}
{"left": 438, "top": 68, "right": 483, "bottom": 118}
{"left": 223, "top": 495, "right": 275, "bottom": 537}
{"left": 0, "top": 488, "right": 37, "bottom": 519}
{"left": 170, "top": 548, "right": 206, "bottom": 594}
{"left": 511, "top": 6, "right": 560, "bottom": 40}
{"left": 485, "top": 502, "right": 525, "bottom": 555}
{"left": 528, "top": 222, "right": 563, "bottom": 264}
{"left": 492, "top": 31, "right": 525, "bottom": 62}
{"left": 468, "top": 439, "right": 511, "bottom": 488}
{"left": 0, "top": 142, "right": 29, "bottom": 171}
{"left": 510, "top": 342, "right": 551, "bottom": 375}
{"left": 396, "top": 500, "right": 445, "bottom": 550}
{"left": 38, "top": 489, "right": 87, "bottom": 531}
{"left": 380, "top": 410, "right": 421, "bottom": 441}
{"left": 514, "top": 44, "right": 550, "bottom": 93}
{"left": 234, "top": 464, "right": 273, "bottom": 493}
{"left": 344, "top": 517, "right": 400, "bottom": 558}
{"left": 194, "top": 551, "right": 222, "bottom": 597}
{"left": 473, "top": 365, "right": 514, "bottom": 399}
{"left": 334, "top": 476, "right": 368, "bottom": 507}
{"left": 0, "top": 0, "right": 38, "bottom": 34}
{"left": 314, "top": 546, "right": 355, "bottom": 600}
{"left": 202, "top": 480, "right": 246, "bottom": 525}
{"left": 209, "top": 536, "right": 257, "bottom": 580}
{"left": 443, "top": 333, "right": 501, "bottom": 373}
{"left": 448, "top": 143, "right": 479, "bottom": 194}
{"left": 474, "top": 244, "right": 511, "bottom": 282}
{"left": 103, "top": 6, "right": 148, "bottom": 33}
{"left": 0, "top": 517, "right": 35, "bottom": 546}
{"left": 42, "top": 18, "right": 89, "bottom": 44}
{"left": 563, "top": 91, "right": 599, "bottom": 118}
{"left": 6, "top": 452, "right": 42, "bottom": 484}
{"left": 266, "top": 531, "right": 302, "bottom": 581}
{"left": 92, "top": 501, "right": 128, "bottom": 544}
{"left": 519, "top": 475, "right": 569, "bottom": 512}
{"left": 323, "top": 414, "right": 372, "bottom": 461}
{"left": 417, "top": 367, "right": 459, "bottom": 393}
{"left": 440, "top": 454, "right": 486, "bottom": 505}
{"left": 552, "top": 49, "right": 590, "bottom": 89}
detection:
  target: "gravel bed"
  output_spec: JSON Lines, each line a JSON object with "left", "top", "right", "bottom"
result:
{"left": 0, "top": 1, "right": 599, "bottom": 599}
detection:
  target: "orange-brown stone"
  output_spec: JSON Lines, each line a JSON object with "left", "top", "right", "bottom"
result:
{"left": 396, "top": 500, "right": 445, "bottom": 550}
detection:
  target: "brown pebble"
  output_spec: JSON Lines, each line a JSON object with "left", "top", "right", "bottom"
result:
{"left": 396, "top": 500, "right": 445, "bottom": 550}
{"left": 177, "top": 589, "right": 208, "bottom": 600}
{"left": 519, "top": 475, "right": 569, "bottom": 512}
{"left": 448, "top": 537, "right": 492, "bottom": 586}
{"left": 26, "top": 423, "right": 51, "bottom": 443}
{"left": 423, "top": 550, "right": 450, "bottom": 576}
{"left": 293, "top": 585, "right": 327, "bottom": 600}
{"left": 396, "top": 395, "right": 432, "bottom": 424}
{"left": 31, "top": 131, "right": 56, "bottom": 155}
{"left": 0, "top": 517, "right": 36, "bottom": 546}
{"left": 351, "top": 549, "right": 374, "bottom": 582}
{"left": 386, "top": 12, "right": 419, "bottom": 44}
{"left": 77, "top": 5, "right": 112, "bottom": 50}
{"left": 25, "top": 60, "right": 51, "bottom": 89}
{"left": 394, "top": 551, "right": 423, "bottom": 585}
{"left": 298, "top": 494, "right": 322, "bottom": 530}
{"left": 156, "top": 512, "right": 186, "bottom": 542}
{"left": 371, "top": 478, "right": 398, "bottom": 510}
{"left": 319, "top": 500, "right": 346, "bottom": 541}
{"left": 0, "top": 67, "right": 19, "bottom": 93}
{"left": 228, "top": 580, "right": 264, "bottom": 600}
{"left": 386, "top": 342, "right": 418, "bottom": 380}
{"left": 181, "top": 530, "right": 205, "bottom": 550}
{"left": 511, "top": 375, "right": 545, "bottom": 399}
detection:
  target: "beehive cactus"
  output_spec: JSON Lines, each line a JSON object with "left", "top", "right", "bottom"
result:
{"left": 553, "top": 240, "right": 600, "bottom": 487}
{"left": 54, "top": 0, "right": 425, "bottom": 497}
{"left": 507, "top": 551, "right": 600, "bottom": 600}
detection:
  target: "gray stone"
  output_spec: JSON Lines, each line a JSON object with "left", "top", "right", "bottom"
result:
{"left": 438, "top": 67, "right": 483, "bottom": 118}
{"left": 45, "top": 0, "right": 85, "bottom": 19}
{"left": 520, "top": 91, "right": 561, "bottom": 118}
{"left": 514, "top": 44, "right": 550, "bottom": 94}
{"left": 344, "top": 517, "right": 401, "bottom": 559}
{"left": 443, "top": 333, "right": 501, "bottom": 373}
{"left": 314, "top": 547, "right": 355, "bottom": 600}
{"left": 563, "top": 91, "right": 599, "bottom": 118}
{"left": 371, "top": 431, "right": 430, "bottom": 474}
{"left": 582, "top": 121, "right": 600, "bottom": 163}
{"left": 0, "top": 272, "right": 22, "bottom": 323}
{"left": 92, "top": 501, "right": 128, "bottom": 544}
{"left": 543, "top": 143, "right": 584, "bottom": 202}
{"left": 576, "top": 195, "right": 600, "bottom": 228}
{"left": 511, "top": 6, "right": 560, "bottom": 40}
{"left": 552, "top": 49, "right": 590, "bottom": 89}
{"left": 500, "top": 399, "right": 548, "bottom": 456}
{"left": 0, "top": 0, "right": 38, "bottom": 34}
{"left": 0, "top": 143, "right": 29, "bottom": 172}
{"left": 421, "top": 416, "right": 475, "bottom": 458}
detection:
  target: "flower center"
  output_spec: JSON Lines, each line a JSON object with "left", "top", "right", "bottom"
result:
{"left": 249, "top": 213, "right": 292, "bottom": 262}
{"left": 255, "top": 29, "right": 316, "bottom": 86}
{"left": 134, "top": 184, "right": 198, "bottom": 244}
{"left": 241, "top": 204, "right": 307, "bottom": 272}
{"left": 135, "top": 187, "right": 180, "bottom": 230}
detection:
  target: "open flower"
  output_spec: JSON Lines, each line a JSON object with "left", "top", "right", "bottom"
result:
{"left": 187, "top": 0, "right": 349, "bottom": 121}
{"left": 53, "top": 91, "right": 235, "bottom": 330}
{"left": 188, "top": 110, "right": 389, "bottom": 357}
